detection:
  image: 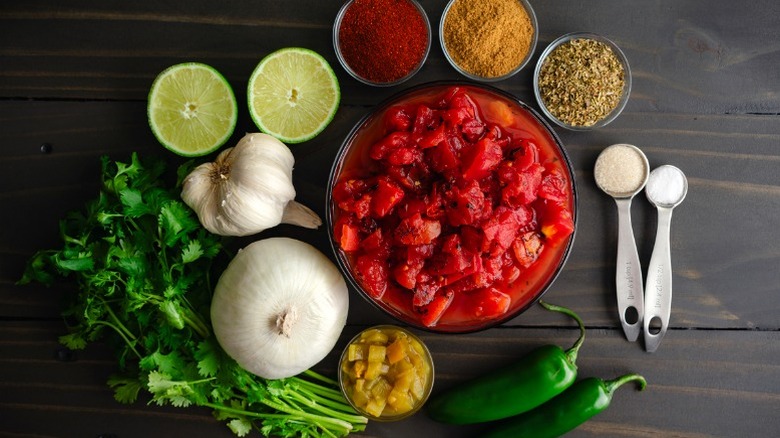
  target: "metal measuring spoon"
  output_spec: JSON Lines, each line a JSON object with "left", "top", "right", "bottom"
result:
{"left": 594, "top": 144, "right": 650, "bottom": 342}
{"left": 643, "top": 165, "right": 688, "bottom": 352}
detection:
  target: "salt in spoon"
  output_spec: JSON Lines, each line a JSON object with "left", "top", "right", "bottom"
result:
{"left": 643, "top": 165, "right": 688, "bottom": 352}
{"left": 594, "top": 144, "right": 650, "bottom": 342}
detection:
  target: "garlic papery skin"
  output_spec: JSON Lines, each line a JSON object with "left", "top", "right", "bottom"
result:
{"left": 181, "top": 132, "right": 322, "bottom": 237}
{"left": 211, "top": 237, "right": 349, "bottom": 380}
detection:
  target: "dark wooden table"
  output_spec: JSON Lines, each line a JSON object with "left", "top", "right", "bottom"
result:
{"left": 2, "top": 1, "right": 779, "bottom": 437}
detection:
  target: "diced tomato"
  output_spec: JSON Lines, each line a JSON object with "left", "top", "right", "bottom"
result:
{"left": 355, "top": 255, "right": 389, "bottom": 299}
{"left": 395, "top": 212, "right": 441, "bottom": 245}
{"left": 412, "top": 105, "right": 436, "bottom": 136}
{"left": 462, "top": 137, "right": 503, "bottom": 181}
{"left": 503, "top": 265, "right": 521, "bottom": 283}
{"left": 427, "top": 132, "right": 462, "bottom": 175}
{"left": 445, "top": 179, "right": 485, "bottom": 227}
{"left": 470, "top": 287, "right": 511, "bottom": 320}
{"left": 340, "top": 193, "right": 370, "bottom": 220}
{"left": 370, "top": 131, "right": 413, "bottom": 160}
{"left": 417, "top": 291, "right": 454, "bottom": 327}
{"left": 387, "top": 147, "right": 422, "bottom": 166}
{"left": 540, "top": 203, "right": 575, "bottom": 244}
{"left": 332, "top": 178, "right": 369, "bottom": 204}
{"left": 407, "top": 243, "right": 435, "bottom": 260}
{"left": 461, "top": 118, "right": 486, "bottom": 142}
{"left": 442, "top": 252, "right": 481, "bottom": 286}
{"left": 412, "top": 274, "right": 443, "bottom": 306}
{"left": 442, "top": 106, "right": 472, "bottom": 127}
{"left": 424, "top": 183, "right": 445, "bottom": 219}
{"left": 512, "top": 231, "right": 544, "bottom": 268}
{"left": 396, "top": 197, "right": 426, "bottom": 218}
{"left": 371, "top": 177, "right": 405, "bottom": 218}
{"left": 419, "top": 123, "right": 447, "bottom": 148}
{"left": 484, "top": 124, "right": 504, "bottom": 142}
{"left": 385, "top": 106, "right": 413, "bottom": 132}
{"left": 481, "top": 206, "right": 522, "bottom": 254}
{"left": 538, "top": 169, "right": 569, "bottom": 203}
{"left": 513, "top": 140, "right": 538, "bottom": 170}
{"left": 429, "top": 241, "right": 472, "bottom": 277}
{"left": 361, "top": 228, "right": 384, "bottom": 251}
{"left": 339, "top": 222, "right": 360, "bottom": 252}
{"left": 393, "top": 257, "right": 425, "bottom": 290}
{"left": 460, "top": 225, "right": 483, "bottom": 254}
{"left": 500, "top": 162, "right": 543, "bottom": 207}
{"left": 449, "top": 91, "right": 479, "bottom": 119}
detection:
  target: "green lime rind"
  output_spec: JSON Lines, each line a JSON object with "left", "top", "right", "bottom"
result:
{"left": 147, "top": 62, "right": 238, "bottom": 157}
{"left": 247, "top": 47, "right": 341, "bottom": 144}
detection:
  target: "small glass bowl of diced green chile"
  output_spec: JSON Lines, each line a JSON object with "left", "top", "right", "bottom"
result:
{"left": 338, "top": 325, "right": 434, "bottom": 421}
{"left": 533, "top": 32, "right": 632, "bottom": 130}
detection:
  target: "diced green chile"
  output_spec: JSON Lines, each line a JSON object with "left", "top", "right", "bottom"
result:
{"left": 480, "top": 373, "right": 647, "bottom": 438}
{"left": 426, "top": 301, "right": 585, "bottom": 424}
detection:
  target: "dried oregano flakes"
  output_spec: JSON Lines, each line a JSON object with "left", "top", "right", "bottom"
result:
{"left": 538, "top": 38, "right": 626, "bottom": 127}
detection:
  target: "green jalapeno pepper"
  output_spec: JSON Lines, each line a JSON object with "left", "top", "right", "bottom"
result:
{"left": 426, "top": 301, "right": 585, "bottom": 425}
{"left": 480, "top": 373, "right": 647, "bottom": 438}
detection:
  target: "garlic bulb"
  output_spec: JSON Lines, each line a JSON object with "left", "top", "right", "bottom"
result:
{"left": 181, "top": 133, "right": 322, "bottom": 237}
{"left": 211, "top": 237, "right": 349, "bottom": 380}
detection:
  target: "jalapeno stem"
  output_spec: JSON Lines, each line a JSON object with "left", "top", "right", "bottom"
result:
{"left": 538, "top": 300, "right": 585, "bottom": 364}
{"left": 604, "top": 373, "right": 647, "bottom": 395}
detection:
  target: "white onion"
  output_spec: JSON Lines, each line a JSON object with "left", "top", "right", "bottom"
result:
{"left": 211, "top": 237, "right": 349, "bottom": 379}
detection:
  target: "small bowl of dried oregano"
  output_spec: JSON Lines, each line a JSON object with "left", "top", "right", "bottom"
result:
{"left": 533, "top": 32, "right": 631, "bottom": 130}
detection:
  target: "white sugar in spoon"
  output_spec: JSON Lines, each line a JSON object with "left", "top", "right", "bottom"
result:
{"left": 643, "top": 165, "right": 688, "bottom": 353}
{"left": 594, "top": 144, "right": 649, "bottom": 342}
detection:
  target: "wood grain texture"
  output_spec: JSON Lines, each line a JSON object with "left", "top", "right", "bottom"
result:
{"left": 1, "top": 322, "right": 778, "bottom": 437}
{"left": 1, "top": 0, "right": 779, "bottom": 437}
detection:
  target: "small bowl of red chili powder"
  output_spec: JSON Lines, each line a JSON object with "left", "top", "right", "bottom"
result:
{"left": 326, "top": 82, "right": 577, "bottom": 333}
{"left": 333, "top": 0, "right": 431, "bottom": 87}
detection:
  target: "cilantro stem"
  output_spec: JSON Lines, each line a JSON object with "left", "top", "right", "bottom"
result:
{"left": 285, "top": 388, "right": 368, "bottom": 425}
{"left": 93, "top": 321, "right": 141, "bottom": 360}
{"left": 180, "top": 308, "right": 210, "bottom": 339}
{"left": 303, "top": 369, "right": 339, "bottom": 387}
{"left": 202, "top": 401, "right": 355, "bottom": 436}
{"left": 101, "top": 300, "right": 137, "bottom": 341}
{"left": 291, "top": 377, "right": 352, "bottom": 407}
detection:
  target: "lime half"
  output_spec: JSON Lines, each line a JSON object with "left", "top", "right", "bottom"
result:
{"left": 148, "top": 62, "right": 237, "bottom": 157}
{"left": 248, "top": 47, "right": 340, "bottom": 143}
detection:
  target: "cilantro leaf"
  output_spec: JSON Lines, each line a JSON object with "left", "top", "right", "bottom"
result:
{"left": 181, "top": 240, "right": 204, "bottom": 264}
{"left": 107, "top": 375, "right": 143, "bottom": 404}
{"left": 195, "top": 340, "right": 220, "bottom": 378}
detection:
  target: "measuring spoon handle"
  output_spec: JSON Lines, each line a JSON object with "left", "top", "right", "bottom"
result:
{"left": 644, "top": 207, "right": 674, "bottom": 352}
{"left": 615, "top": 198, "right": 644, "bottom": 342}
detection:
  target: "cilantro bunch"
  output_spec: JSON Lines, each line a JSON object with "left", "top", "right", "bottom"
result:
{"left": 19, "top": 153, "right": 367, "bottom": 437}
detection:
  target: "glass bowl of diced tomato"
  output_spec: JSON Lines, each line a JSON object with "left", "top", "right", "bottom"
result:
{"left": 326, "top": 82, "right": 577, "bottom": 333}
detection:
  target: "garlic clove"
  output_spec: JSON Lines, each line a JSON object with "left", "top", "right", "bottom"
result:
{"left": 281, "top": 200, "right": 323, "bottom": 229}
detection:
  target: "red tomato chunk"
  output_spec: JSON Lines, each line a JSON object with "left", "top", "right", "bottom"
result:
{"left": 333, "top": 87, "right": 574, "bottom": 328}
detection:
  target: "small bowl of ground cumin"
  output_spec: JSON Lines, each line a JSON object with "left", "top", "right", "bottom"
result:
{"left": 534, "top": 32, "right": 631, "bottom": 130}
{"left": 440, "top": 0, "right": 537, "bottom": 82}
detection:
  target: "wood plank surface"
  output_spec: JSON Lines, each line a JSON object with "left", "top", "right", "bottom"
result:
{"left": 1, "top": 0, "right": 778, "bottom": 437}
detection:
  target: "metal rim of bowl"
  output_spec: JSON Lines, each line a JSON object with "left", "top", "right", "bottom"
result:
{"left": 333, "top": 0, "right": 432, "bottom": 87}
{"left": 337, "top": 325, "right": 435, "bottom": 421}
{"left": 533, "top": 31, "right": 632, "bottom": 130}
{"left": 325, "top": 81, "right": 579, "bottom": 334}
{"left": 439, "top": 0, "right": 539, "bottom": 82}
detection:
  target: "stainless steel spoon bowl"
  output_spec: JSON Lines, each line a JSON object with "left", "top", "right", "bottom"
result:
{"left": 643, "top": 165, "right": 688, "bottom": 352}
{"left": 594, "top": 144, "right": 650, "bottom": 342}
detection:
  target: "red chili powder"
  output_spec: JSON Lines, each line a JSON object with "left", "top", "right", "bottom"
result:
{"left": 338, "top": 0, "right": 428, "bottom": 83}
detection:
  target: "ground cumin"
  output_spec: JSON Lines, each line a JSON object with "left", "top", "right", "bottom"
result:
{"left": 443, "top": 0, "right": 534, "bottom": 78}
